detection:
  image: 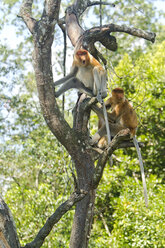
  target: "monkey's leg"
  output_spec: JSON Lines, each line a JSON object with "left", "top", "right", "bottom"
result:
{"left": 90, "top": 121, "right": 121, "bottom": 146}
{"left": 90, "top": 125, "right": 107, "bottom": 146}
{"left": 93, "top": 68, "right": 107, "bottom": 101}
{"left": 54, "top": 67, "right": 78, "bottom": 86}
{"left": 98, "top": 136, "right": 108, "bottom": 148}
{"left": 90, "top": 122, "right": 123, "bottom": 146}
{"left": 108, "top": 122, "right": 125, "bottom": 137}
{"left": 93, "top": 67, "right": 102, "bottom": 101}
{"left": 133, "top": 136, "right": 148, "bottom": 208}
{"left": 102, "top": 101, "right": 111, "bottom": 144}
{"left": 55, "top": 78, "right": 94, "bottom": 98}
{"left": 101, "top": 72, "right": 107, "bottom": 98}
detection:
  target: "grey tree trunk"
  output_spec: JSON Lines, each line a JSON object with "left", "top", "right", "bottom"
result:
{"left": 0, "top": 196, "right": 20, "bottom": 248}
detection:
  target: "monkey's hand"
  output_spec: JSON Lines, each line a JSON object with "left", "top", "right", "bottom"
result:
{"left": 107, "top": 113, "right": 115, "bottom": 123}
{"left": 89, "top": 138, "right": 96, "bottom": 146}
{"left": 89, "top": 134, "right": 100, "bottom": 146}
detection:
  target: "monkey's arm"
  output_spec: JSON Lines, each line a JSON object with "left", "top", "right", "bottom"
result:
{"left": 92, "top": 105, "right": 115, "bottom": 123}
{"left": 105, "top": 97, "right": 112, "bottom": 109}
{"left": 90, "top": 125, "right": 107, "bottom": 146}
{"left": 108, "top": 110, "right": 121, "bottom": 122}
{"left": 92, "top": 104, "right": 104, "bottom": 119}
{"left": 55, "top": 77, "right": 94, "bottom": 98}
{"left": 54, "top": 66, "right": 78, "bottom": 86}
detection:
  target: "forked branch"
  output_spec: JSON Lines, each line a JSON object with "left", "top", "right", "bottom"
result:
{"left": 23, "top": 190, "right": 87, "bottom": 248}
{"left": 93, "top": 129, "right": 144, "bottom": 188}
{"left": 65, "top": 1, "right": 156, "bottom": 55}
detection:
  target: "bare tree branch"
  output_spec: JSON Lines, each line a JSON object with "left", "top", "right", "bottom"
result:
{"left": 0, "top": 196, "right": 21, "bottom": 248}
{"left": 42, "top": 0, "right": 60, "bottom": 19}
{"left": 83, "top": 23, "right": 156, "bottom": 45}
{"left": 93, "top": 129, "right": 142, "bottom": 188}
{"left": 65, "top": 1, "right": 155, "bottom": 61}
{"left": 19, "top": 0, "right": 36, "bottom": 33}
{"left": 19, "top": 0, "right": 85, "bottom": 157}
{"left": 88, "top": 1, "right": 115, "bottom": 7}
{"left": 23, "top": 190, "right": 87, "bottom": 248}
{"left": 90, "top": 139, "right": 144, "bottom": 161}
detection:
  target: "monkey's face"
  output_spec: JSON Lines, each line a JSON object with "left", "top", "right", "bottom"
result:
{"left": 78, "top": 54, "right": 89, "bottom": 67}
{"left": 113, "top": 92, "right": 125, "bottom": 103}
{"left": 76, "top": 50, "right": 89, "bottom": 67}
{"left": 112, "top": 88, "right": 125, "bottom": 104}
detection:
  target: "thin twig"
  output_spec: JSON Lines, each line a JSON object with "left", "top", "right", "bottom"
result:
{"left": 88, "top": 1, "right": 115, "bottom": 7}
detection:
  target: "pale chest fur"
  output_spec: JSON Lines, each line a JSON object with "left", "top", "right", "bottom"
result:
{"left": 114, "top": 103, "right": 125, "bottom": 125}
{"left": 76, "top": 65, "right": 94, "bottom": 89}
{"left": 114, "top": 104, "right": 122, "bottom": 116}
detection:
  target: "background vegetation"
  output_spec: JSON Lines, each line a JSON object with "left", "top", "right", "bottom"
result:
{"left": 0, "top": 0, "right": 164, "bottom": 247}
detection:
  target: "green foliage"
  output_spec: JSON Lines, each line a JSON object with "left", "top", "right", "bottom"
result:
{"left": 5, "top": 182, "right": 74, "bottom": 247}
{"left": 111, "top": 176, "right": 165, "bottom": 248}
{"left": 0, "top": 1, "right": 165, "bottom": 247}
{"left": 0, "top": 68, "right": 74, "bottom": 247}
{"left": 90, "top": 161, "right": 165, "bottom": 248}
{"left": 111, "top": 41, "right": 165, "bottom": 176}
{"left": 89, "top": 40, "right": 165, "bottom": 247}
{"left": 91, "top": 0, "right": 163, "bottom": 61}
{"left": 1, "top": 119, "right": 74, "bottom": 247}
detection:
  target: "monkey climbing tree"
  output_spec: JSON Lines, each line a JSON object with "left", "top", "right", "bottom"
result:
{"left": 0, "top": 1, "right": 156, "bottom": 248}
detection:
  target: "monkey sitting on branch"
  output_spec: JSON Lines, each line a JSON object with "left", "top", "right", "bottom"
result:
{"left": 90, "top": 87, "right": 148, "bottom": 208}
{"left": 54, "top": 49, "right": 107, "bottom": 102}
{"left": 91, "top": 87, "right": 138, "bottom": 147}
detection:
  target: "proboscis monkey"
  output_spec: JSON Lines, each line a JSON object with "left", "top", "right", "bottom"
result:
{"left": 91, "top": 88, "right": 138, "bottom": 146}
{"left": 54, "top": 49, "right": 107, "bottom": 101}
{"left": 91, "top": 88, "right": 148, "bottom": 207}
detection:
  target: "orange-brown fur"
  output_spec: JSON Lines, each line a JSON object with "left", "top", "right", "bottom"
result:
{"left": 92, "top": 88, "right": 138, "bottom": 148}
{"left": 107, "top": 88, "right": 138, "bottom": 137}
{"left": 97, "top": 98, "right": 111, "bottom": 148}
{"left": 73, "top": 50, "right": 104, "bottom": 69}
{"left": 54, "top": 49, "right": 107, "bottom": 98}
{"left": 73, "top": 49, "right": 107, "bottom": 96}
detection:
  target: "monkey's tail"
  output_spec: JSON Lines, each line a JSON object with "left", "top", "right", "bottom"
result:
{"left": 102, "top": 101, "right": 113, "bottom": 166}
{"left": 133, "top": 136, "right": 148, "bottom": 208}
{"left": 102, "top": 101, "right": 111, "bottom": 145}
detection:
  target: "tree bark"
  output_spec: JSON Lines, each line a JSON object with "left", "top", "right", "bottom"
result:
{"left": 0, "top": 196, "right": 20, "bottom": 248}
{"left": 70, "top": 190, "right": 95, "bottom": 248}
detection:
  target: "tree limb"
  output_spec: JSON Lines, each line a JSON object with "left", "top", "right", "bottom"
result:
{"left": 93, "top": 129, "right": 142, "bottom": 188}
{"left": 19, "top": 0, "right": 36, "bottom": 33}
{"left": 42, "top": 0, "right": 60, "bottom": 20}
{"left": 19, "top": 0, "right": 86, "bottom": 158}
{"left": 65, "top": 1, "right": 156, "bottom": 60}
{"left": 82, "top": 24, "right": 156, "bottom": 45}
{"left": 23, "top": 190, "right": 87, "bottom": 248}
{"left": 88, "top": 1, "right": 115, "bottom": 7}
{"left": 0, "top": 196, "right": 21, "bottom": 248}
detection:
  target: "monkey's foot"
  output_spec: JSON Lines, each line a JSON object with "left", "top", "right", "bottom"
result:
{"left": 101, "top": 91, "right": 107, "bottom": 99}
{"left": 89, "top": 138, "right": 95, "bottom": 146}
{"left": 96, "top": 92, "right": 103, "bottom": 104}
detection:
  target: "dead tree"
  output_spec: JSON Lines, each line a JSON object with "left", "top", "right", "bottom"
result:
{"left": 0, "top": 0, "right": 155, "bottom": 247}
